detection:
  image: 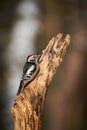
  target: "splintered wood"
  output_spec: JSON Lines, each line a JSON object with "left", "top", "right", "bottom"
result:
{"left": 11, "top": 33, "right": 71, "bottom": 130}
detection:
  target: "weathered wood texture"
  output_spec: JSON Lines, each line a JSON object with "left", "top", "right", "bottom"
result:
{"left": 10, "top": 33, "right": 71, "bottom": 130}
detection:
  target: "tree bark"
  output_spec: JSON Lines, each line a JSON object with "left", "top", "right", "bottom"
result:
{"left": 10, "top": 33, "right": 71, "bottom": 130}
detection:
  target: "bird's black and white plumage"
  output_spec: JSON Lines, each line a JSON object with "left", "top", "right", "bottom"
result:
{"left": 17, "top": 54, "right": 40, "bottom": 95}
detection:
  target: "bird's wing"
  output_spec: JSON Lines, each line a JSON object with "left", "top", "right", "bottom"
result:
{"left": 23, "top": 62, "right": 31, "bottom": 75}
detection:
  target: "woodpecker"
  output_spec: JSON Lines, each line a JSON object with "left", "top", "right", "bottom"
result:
{"left": 17, "top": 54, "right": 40, "bottom": 95}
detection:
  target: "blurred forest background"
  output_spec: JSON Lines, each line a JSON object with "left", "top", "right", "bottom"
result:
{"left": 0, "top": 0, "right": 87, "bottom": 130}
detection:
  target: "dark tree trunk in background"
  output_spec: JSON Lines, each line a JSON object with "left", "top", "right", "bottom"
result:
{"left": 54, "top": 48, "right": 87, "bottom": 130}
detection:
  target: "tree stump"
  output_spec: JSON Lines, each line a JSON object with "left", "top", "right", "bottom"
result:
{"left": 10, "top": 33, "right": 71, "bottom": 130}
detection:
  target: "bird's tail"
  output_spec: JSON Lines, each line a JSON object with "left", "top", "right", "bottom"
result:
{"left": 16, "top": 80, "right": 24, "bottom": 95}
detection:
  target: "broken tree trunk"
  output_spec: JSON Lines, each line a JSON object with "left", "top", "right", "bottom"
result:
{"left": 10, "top": 33, "right": 71, "bottom": 130}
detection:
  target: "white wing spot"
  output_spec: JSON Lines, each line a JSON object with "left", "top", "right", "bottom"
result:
{"left": 26, "top": 65, "right": 35, "bottom": 75}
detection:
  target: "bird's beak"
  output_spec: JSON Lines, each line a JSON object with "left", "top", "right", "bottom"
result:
{"left": 36, "top": 54, "right": 41, "bottom": 62}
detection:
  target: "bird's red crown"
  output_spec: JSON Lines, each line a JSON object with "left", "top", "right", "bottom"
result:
{"left": 27, "top": 53, "right": 35, "bottom": 59}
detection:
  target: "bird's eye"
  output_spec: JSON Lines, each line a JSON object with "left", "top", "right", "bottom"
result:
{"left": 27, "top": 56, "right": 35, "bottom": 62}
{"left": 27, "top": 54, "right": 35, "bottom": 61}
